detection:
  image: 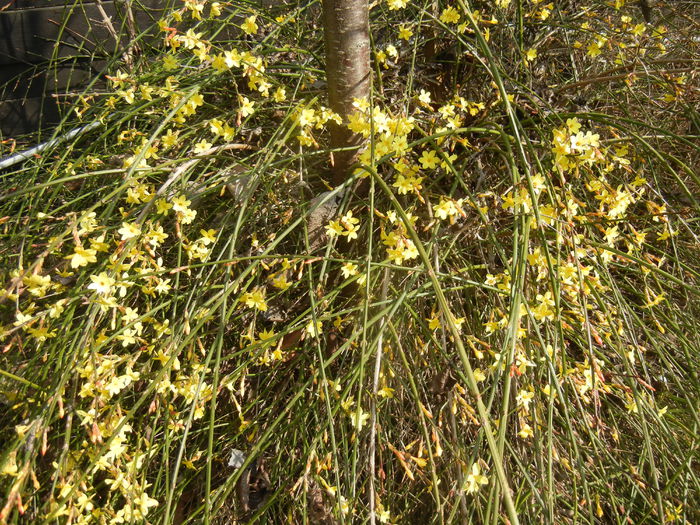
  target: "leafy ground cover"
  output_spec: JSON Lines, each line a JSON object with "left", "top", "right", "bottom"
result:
{"left": 1, "top": 0, "right": 699, "bottom": 523}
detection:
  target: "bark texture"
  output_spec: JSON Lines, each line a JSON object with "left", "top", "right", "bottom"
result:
{"left": 322, "top": 0, "right": 370, "bottom": 185}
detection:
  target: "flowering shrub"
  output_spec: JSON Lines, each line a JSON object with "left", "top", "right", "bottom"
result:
{"left": 0, "top": 0, "right": 698, "bottom": 523}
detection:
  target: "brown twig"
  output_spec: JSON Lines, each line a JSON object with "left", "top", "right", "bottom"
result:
{"left": 552, "top": 66, "right": 697, "bottom": 93}
{"left": 117, "top": 0, "right": 140, "bottom": 68}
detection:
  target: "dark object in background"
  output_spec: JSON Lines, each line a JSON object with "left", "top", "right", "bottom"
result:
{"left": 0, "top": 0, "right": 163, "bottom": 139}
{"left": 638, "top": 0, "right": 652, "bottom": 22}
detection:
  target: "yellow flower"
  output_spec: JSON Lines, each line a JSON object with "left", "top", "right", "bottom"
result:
{"left": 133, "top": 491, "right": 158, "bottom": 517}
{"left": 171, "top": 195, "right": 191, "bottom": 213}
{"left": 199, "top": 229, "right": 217, "bottom": 245}
{"left": 241, "top": 15, "right": 258, "bottom": 35}
{"left": 273, "top": 86, "right": 286, "bottom": 102}
{"left": 211, "top": 54, "right": 230, "bottom": 73}
{"left": 352, "top": 97, "right": 370, "bottom": 112}
{"left": 23, "top": 273, "right": 52, "bottom": 297}
{"left": 161, "top": 128, "right": 179, "bottom": 148}
{"left": 88, "top": 272, "right": 115, "bottom": 295}
{"left": 418, "top": 89, "right": 432, "bottom": 107}
{"left": 465, "top": 462, "right": 489, "bottom": 493}
{"left": 14, "top": 311, "right": 34, "bottom": 328}
{"left": 387, "top": 0, "right": 407, "bottom": 10}
{"left": 340, "top": 210, "right": 360, "bottom": 240}
{"left": 377, "top": 387, "right": 395, "bottom": 398}
{"left": 156, "top": 198, "right": 172, "bottom": 215}
{"left": 239, "top": 96, "right": 255, "bottom": 117}
{"left": 350, "top": 407, "right": 370, "bottom": 430}
{"left": 189, "top": 92, "right": 204, "bottom": 107}
{"left": 518, "top": 423, "right": 534, "bottom": 439}
{"left": 258, "top": 329, "right": 276, "bottom": 346}
{"left": 532, "top": 291, "right": 555, "bottom": 321}
{"left": 392, "top": 172, "right": 423, "bottom": 195}
{"left": 271, "top": 273, "right": 291, "bottom": 291}
{"left": 67, "top": 246, "right": 97, "bottom": 268}
{"left": 587, "top": 38, "right": 605, "bottom": 58}
{"left": 516, "top": 388, "right": 535, "bottom": 411}
{"left": 398, "top": 25, "right": 413, "bottom": 40}
{"left": 306, "top": 319, "right": 322, "bottom": 337}
{"left": 210, "top": 118, "right": 225, "bottom": 136}
{"left": 604, "top": 225, "right": 620, "bottom": 245}
{"left": 440, "top": 152, "right": 458, "bottom": 170}
{"left": 326, "top": 220, "right": 344, "bottom": 237}
{"left": 241, "top": 289, "right": 267, "bottom": 311}
{"left": 179, "top": 208, "right": 197, "bottom": 224}
{"left": 347, "top": 112, "right": 371, "bottom": 137}
{"left": 419, "top": 150, "right": 439, "bottom": 170}
{"left": 27, "top": 325, "right": 56, "bottom": 342}
{"left": 433, "top": 198, "right": 462, "bottom": 221}
{"left": 163, "top": 54, "right": 178, "bottom": 70}
{"left": 339, "top": 495, "right": 350, "bottom": 515}
{"left": 440, "top": 7, "right": 461, "bottom": 24}
{"left": 427, "top": 316, "right": 441, "bottom": 330}
{"left": 525, "top": 48, "right": 537, "bottom": 62}
{"left": 632, "top": 23, "right": 646, "bottom": 36}
{"left": 118, "top": 222, "right": 141, "bottom": 240}
{"left": 341, "top": 262, "right": 358, "bottom": 279}
{"left": 194, "top": 140, "right": 212, "bottom": 154}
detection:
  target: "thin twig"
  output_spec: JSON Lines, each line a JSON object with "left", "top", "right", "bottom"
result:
{"left": 552, "top": 67, "right": 696, "bottom": 93}
{"left": 118, "top": 0, "right": 140, "bottom": 68}
{"left": 368, "top": 267, "right": 390, "bottom": 525}
{"left": 94, "top": 0, "right": 129, "bottom": 68}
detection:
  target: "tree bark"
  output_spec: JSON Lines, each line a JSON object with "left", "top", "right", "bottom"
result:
{"left": 322, "top": 0, "right": 370, "bottom": 186}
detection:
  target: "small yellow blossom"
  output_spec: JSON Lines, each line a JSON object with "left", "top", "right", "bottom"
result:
{"left": 271, "top": 273, "right": 291, "bottom": 291}
{"left": 419, "top": 150, "right": 439, "bottom": 170}
{"left": 193, "top": 140, "right": 212, "bottom": 154}
{"left": 350, "top": 407, "right": 370, "bottom": 430}
{"left": 171, "top": 195, "right": 191, "bottom": 213}
{"left": 241, "top": 15, "right": 258, "bottom": 35}
{"left": 241, "top": 289, "right": 268, "bottom": 311}
{"left": 161, "top": 128, "right": 179, "bottom": 148}
{"left": 239, "top": 96, "right": 255, "bottom": 117}
{"left": 156, "top": 198, "right": 172, "bottom": 215}
{"left": 118, "top": 222, "right": 141, "bottom": 241}
{"left": 465, "top": 462, "right": 489, "bottom": 493}
{"left": 163, "top": 54, "right": 178, "bottom": 70}
{"left": 273, "top": 87, "right": 286, "bottom": 102}
{"left": 418, "top": 89, "right": 432, "bottom": 106}
{"left": 341, "top": 262, "right": 358, "bottom": 278}
{"left": 387, "top": 0, "right": 407, "bottom": 9}
{"left": 326, "top": 220, "right": 344, "bottom": 237}
{"left": 88, "top": 272, "right": 115, "bottom": 295}
{"left": 518, "top": 423, "right": 534, "bottom": 439}
{"left": 67, "top": 247, "right": 97, "bottom": 268}
{"left": 199, "top": 229, "right": 217, "bottom": 245}
{"left": 440, "top": 7, "right": 461, "bottom": 24}
{"left": 306, "top": 319, "right": 322, "bottom": 337}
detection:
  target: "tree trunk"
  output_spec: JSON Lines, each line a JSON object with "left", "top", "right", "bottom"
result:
{"left": 322, "top": 0, "right": 370, "bottom": 186}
